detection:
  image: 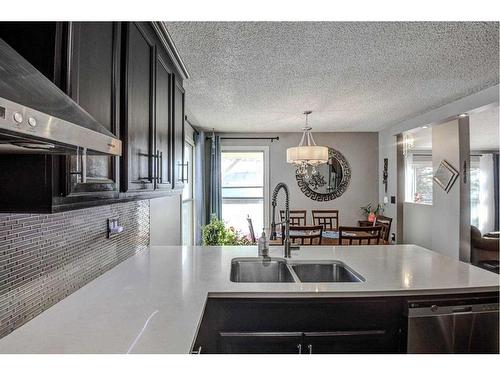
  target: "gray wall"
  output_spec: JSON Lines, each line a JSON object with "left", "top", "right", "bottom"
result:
{"left": 431, "top": 119, "right": 470, "bottom": 260}
{"left": 378, "top": 127, "right": 399, "bottom": 242}
{"left": 220, "top": 132, "right": 379, "bottom": 227}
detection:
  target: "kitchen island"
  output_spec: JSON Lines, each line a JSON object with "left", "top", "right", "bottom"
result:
{"left": 0, "top": 245, "right": 498, "bottom": 353}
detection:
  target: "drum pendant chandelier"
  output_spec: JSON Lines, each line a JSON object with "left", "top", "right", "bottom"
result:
{"left": 286, "top": 110, "right": 329, "bottom": 179}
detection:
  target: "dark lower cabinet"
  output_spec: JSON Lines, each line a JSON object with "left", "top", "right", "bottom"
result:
{"left": 194, "top": 294, "right": 498, "bottom": 354}
{"left": 219, "top": 332, "right": 303, "bottom": 354}
{"left": 303, "top": 330, "right": 391, "bottom": 354}
{"left": 217, "top": 331, "right": 392, "bottom": 354}
{"left": 193, "top": 298, "right": 403, "bottom": 354}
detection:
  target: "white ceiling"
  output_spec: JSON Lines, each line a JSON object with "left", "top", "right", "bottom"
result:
{"left": 165, "top": 22, "right": 499, "bottom": 133}
{"left": 407, "top": 105, "right": 499, "bottom": 151}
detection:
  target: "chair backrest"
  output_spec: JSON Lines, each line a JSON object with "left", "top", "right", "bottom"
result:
{"left": 289, "top": 225, "right": 323, "bottom": 246}
{"left": 375, "top": 215, "right": 392, "bottom": 242}
{"left": 339, "top": 226, "right": 383, "bottom": 245}
{"left": 280, "top": 210, "right": 307, "bottom": 226}
{"left": 311, "top": 210, "right": 339, "bottom": 231}
{"left": 246, "top": 216, "right": 256, "bottom": 243}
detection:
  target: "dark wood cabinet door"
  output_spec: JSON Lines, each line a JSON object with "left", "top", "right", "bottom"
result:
{"left": 172, "top": 79, "right": 185, "bottom": 188}
{"left": 121, "top": 22, "right": 155, "bottom": 192}
{"left": 66, "top": 22, "right": 120, "bottom": 195}
{"left": 218, "top": 332, "right": 303, "bottom": 354}
{"left": 0, "top": 22, "right": 66, "bottom": 87}
{"left": 154, "top": 55, "right": 172, "bottom": 189}
{"left": 303, "top": 330, "right": 396, "bottom": 354}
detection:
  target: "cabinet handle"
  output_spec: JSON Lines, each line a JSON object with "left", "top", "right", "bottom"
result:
{"left": 159, "top": 151, "right": 163, "bottom": 183}
{"left": 307, "top": 344, "right": 313, "bottom": 354}
{"left": 177, "top": 161, "right": 189, "bottom": 183}
{"left": 297, "top": 343, "right": 302, "bottom": 354}
{"left": 69, "top": 147, "right": 87, "bottom": 183}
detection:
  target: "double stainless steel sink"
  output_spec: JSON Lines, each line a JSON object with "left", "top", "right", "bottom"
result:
{"left": 230, "top": 257, "right": 365, "bottom": 283}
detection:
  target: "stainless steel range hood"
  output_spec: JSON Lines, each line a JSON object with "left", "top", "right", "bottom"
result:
{"left": 0, "top": 38, "right": 122, "bottom": 156}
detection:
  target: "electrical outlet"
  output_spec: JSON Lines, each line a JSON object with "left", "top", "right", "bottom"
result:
{"left": 391, "top": 233, "right": 396, "bottom": 242}
{"left": 107, "top": 217, "right": 124, "bottom": 238}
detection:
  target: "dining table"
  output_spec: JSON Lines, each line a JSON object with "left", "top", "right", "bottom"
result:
{"left": 269, "top": 227, "right": 388, "bottom": 246}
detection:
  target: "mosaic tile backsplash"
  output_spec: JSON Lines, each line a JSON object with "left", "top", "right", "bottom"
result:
{"left": 0, "top": 200, "right": 150, "bottom": 339}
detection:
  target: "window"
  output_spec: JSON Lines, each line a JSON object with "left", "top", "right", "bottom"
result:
{"left": 221, "top": 147, "right": 268, "bottom": 235}
{"left": 470, "top": 156, "right": 481, "bottom": 228}
{"left": 182, "top": 141, "right": 194, "bottom": 245}
{"left": 405, "top": 154, "right": 433, "bottom": 204}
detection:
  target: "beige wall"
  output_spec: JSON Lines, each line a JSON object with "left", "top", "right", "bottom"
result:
{"left": 150, "top": 194, "right": 182, "bottom": 246}
{"left": 220, "top": 132, "right": 379, "bottom": 227}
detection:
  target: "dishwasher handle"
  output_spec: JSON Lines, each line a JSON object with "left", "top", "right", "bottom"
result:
{"left": 408, "top": 302, "right": 498, "bottom": 317}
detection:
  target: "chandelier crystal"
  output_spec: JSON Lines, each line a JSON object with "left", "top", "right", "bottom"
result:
{"left": 286, "top": 111, "right": 329, "bottom": 180}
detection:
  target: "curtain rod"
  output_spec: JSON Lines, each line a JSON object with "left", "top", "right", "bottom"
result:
{"left": 205, "top": 136, "right": 280, "bottom": 142}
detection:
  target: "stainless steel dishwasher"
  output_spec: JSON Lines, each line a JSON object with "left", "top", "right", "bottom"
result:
{"left": 407, "top": 298, "right": 499, "bottom": 353}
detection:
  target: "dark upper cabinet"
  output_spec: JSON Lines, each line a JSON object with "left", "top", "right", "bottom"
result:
{"left": 0, "top": 22, "right": 66, "bottom": 87}
{"left": 121, "top": 22, "right": 155, "bottom": 192}
{"left": 65, "top": 22, "right": 121, "bottom": 195}
{"left": 0, "top": 21, "right": 186, "bottom": 212}
{"left": 154, "top": 55, "right": 173, "bottom": 189}
{"left": 121, "top": 22, "right": 183, "bottom": 193}
{"left": 173, "top": 80, "right": 186, "bottom": 188}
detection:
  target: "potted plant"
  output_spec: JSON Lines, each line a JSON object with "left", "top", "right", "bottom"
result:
{"left": 202, "top": 215, "right": 251, "bottom": 246}
{"left": 360, "top": 203, "right": 384, "bottom": 222}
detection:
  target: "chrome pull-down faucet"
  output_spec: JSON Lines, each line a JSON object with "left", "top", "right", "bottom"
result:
{"left": 270, "top": 182, "right": 297, "bottom": 258}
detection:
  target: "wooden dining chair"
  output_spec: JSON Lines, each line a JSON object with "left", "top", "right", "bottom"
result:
{"left": 280, "top": 210, "right": 307, "bottom": 226}
{"left": 374, "top": 215, "right": 392, "bottom": 242}
{"left": 311, "top": 210, "right": 339, "bottom": 231}
{"left": 289, "top": 225, "right": 323, "bottom": 245}
{"left": 358, "top": 215, "right": 393, "bottom": 243}
{"left": 338, "top": 226, "right": 383, "bottom": 245}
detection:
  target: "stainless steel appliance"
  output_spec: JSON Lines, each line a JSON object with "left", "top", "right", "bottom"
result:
{"left": 0, "top": 38, "right": 121, "bottom": 156}
{"left": 407, "top": 298, "right": 499, "bottom": 353}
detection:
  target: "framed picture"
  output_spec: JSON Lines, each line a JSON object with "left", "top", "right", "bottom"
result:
{"left": 433, "top": 160, "right": 459, "bottom": 193}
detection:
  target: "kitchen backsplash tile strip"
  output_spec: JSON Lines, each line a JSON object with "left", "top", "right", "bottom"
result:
{"left": 0, "top": 200, "right": 150, "bottom": 339}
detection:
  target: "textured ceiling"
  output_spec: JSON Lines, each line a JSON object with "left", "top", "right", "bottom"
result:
{"left": 165, "top": 22, "right": 499, "bottom": 132}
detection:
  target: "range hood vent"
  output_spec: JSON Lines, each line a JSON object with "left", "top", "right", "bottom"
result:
{"left": 0, "top": 38, "right": 121, "bottom": 156}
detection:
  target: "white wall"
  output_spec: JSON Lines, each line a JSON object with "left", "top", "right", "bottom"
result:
{"left": 403, "top": 203, "right": 432, "bottom": 249}
{"left": 220, "top": 132, "right": 379, "bottom": 227}
{"left": 150, "top": 194, "right": 182, "bottom": 246}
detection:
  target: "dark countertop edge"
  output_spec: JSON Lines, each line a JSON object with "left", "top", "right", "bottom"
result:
{"left": 50, "top": 188, "right": 183, "bottom": 213}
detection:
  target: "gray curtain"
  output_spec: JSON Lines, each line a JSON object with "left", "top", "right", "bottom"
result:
{"left": 209, "top": 133, "right": 222, "bottom": 220}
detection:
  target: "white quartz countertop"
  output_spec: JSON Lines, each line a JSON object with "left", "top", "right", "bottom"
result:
{"left": 0, "top": 244, "right": 498, "bottom": 353}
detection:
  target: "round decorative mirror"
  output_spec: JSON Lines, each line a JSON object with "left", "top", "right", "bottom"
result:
{"left": 295, "top": 148, "right": 351, "bottom": 201}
